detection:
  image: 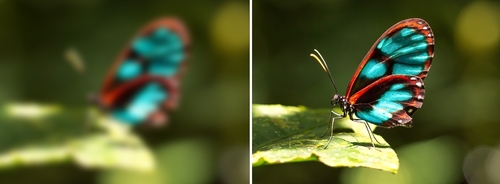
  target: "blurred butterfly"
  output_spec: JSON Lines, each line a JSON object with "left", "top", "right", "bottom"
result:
{"left": 310, "top": 18, "right": 434, "bottom": 148}
{"left": 93, "top": 17, "right": 190, "bottom": 126}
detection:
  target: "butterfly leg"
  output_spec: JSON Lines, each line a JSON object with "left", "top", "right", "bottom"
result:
{"left": 362, "top": 121, "right": 382, "bottom": 144}
{"left": 322, "top": 110, "right": 344, "bottom": 149}
{"left": 320, "top": 110, "right": 341, "bottom": 137}
{"left": 351, "top": 117, "right": 381, "bottom": 149}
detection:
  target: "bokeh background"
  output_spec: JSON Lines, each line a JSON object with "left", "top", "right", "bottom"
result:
{"left": 0, "top": 0, "right": 249, "bottom": 184}
{"left": 253, "top": 0, "right": 500, "bottom": 183}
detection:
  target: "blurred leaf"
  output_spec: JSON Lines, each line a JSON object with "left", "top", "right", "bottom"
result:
{"left": 0, "top": 144, "right": 70, "bottom": 168}
{"left": 72, "top": 133, "right": 154, "bottom": 171}
{"left": 0, "top": 133, "right": 154, "bottom": 171}
{"left": 4, "top": 103, "right": 61, "bottom": 119}
{"left": 252, "top": 104, "right": 399, "bottom": 173}
{"left": 0, "top": 103, "right": 86, "bottom": 150}
{"left": 0, "top": 111, "right": 154, "bottom": 171}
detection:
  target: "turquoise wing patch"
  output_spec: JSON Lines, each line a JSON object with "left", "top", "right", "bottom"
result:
{"left": 351, "top": 75, "right": 425, "bottom": 127}
{"left": 114, "top": 26, "right": 185, "bottom": 80}
{"left": 112, "top": 82, "right": 168, "bottom": 125}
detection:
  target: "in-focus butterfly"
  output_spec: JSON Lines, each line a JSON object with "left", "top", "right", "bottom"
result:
{"left": 94, "top": 17, "right": 190, "bottom": 126}
{"left": 310, "top": 18, "right": 434, "bottom": 148}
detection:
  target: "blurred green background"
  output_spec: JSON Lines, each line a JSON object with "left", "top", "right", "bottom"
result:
{"left": 0, "top": 0, "right": 249, "bottom": 184}
{"left": 253, "top": 0, "right": 500, "bottom": 183}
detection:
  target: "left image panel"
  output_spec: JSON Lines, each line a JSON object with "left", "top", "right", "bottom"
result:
{"left": 0, "top": 1, "right": 249, "bottom": 183}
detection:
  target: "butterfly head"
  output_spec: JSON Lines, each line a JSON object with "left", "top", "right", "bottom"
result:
{"left": 331, "top": 94, "right": 339, "bottom": 106}
{"left": 331, "top": 94, "right": 349, "bottom": 111}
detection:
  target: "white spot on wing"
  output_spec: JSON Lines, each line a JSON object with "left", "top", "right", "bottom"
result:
{"left": 416, "top": 82, "right": 422, "bottom": 87}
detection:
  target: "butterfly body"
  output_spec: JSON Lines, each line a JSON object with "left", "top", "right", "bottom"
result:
{"left": 96, "top": 17, "right": 190, "bottom": 125}
{"left": 311, "top": 18, "right": 434, "bottom": 148}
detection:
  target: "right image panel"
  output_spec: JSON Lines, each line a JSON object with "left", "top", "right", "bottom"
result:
{"left": 252, "top": 1, "right": 500, "bottom": 183}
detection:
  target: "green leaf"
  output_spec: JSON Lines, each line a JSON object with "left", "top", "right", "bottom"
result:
{"left": 0, "top": 133, "right": 154, "bottom": 171}
{"left": 252, "top": 104, "right": 399, "bottom": 173}
{"left": 0, "top": 104, "right": 154, "bottom": 171}
{"left": 71, "top": 133, "right": 154, "bottom": 171}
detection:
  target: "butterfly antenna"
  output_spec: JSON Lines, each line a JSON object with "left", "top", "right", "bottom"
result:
{"left": 310, "top": 49, "right": 338, "bottom": 94}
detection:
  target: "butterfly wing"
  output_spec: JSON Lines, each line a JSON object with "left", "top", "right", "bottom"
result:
{"left": 350, "top": 75, "right": 424, "bottom": 128}
{"left": 346, "top": 18, "right": 434, "bottom": 97}
{"left": 98, "top": 17, "right": 190, "bottom": 125}
{"left": 102, "top": 17, "right": 190, "bottom": 93}
{"left": 101, "top": 77, "right": 179, "bottom": 125}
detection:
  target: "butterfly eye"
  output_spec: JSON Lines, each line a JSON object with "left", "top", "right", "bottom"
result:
{"left": 331, "top": 94, "right": 339, "bottom": 106}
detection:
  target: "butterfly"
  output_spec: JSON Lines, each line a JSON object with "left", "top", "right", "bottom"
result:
{"left": 94, "top": 17, "right": 190, "bottom": 126}
{"left": 310, "top": 18, "right": 434, "bottom": 148}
